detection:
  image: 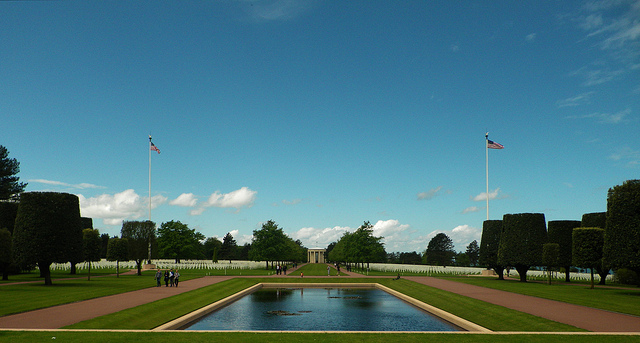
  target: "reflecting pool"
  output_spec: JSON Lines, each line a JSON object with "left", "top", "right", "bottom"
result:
{"left": 184, "top": 288, "right": 461, "bottom": 331}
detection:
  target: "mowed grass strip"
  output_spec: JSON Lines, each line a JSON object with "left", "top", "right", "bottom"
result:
{"left": 294, "top": 263, "right": 344, "bottom": 276}
{"left": 438, "top": 276, "right": 640, "bottom": 317}
{"left": 1, "top": 331, "right": 638, "bottom": 343}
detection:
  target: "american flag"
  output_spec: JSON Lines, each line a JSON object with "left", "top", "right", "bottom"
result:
{"left": 487, "top": 139, "right": 504, "bottom": 149}
{"left": 150, "top": 142, "right": 161, "bottom": 154}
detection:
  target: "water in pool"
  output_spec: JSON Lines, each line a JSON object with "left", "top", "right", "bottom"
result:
{"left": 183, "top": 287, "right": 461, "bottom": 331}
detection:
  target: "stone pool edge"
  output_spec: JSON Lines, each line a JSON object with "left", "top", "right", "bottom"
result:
{"left": 152, "top": 283, "right": 491, "bottom": 333}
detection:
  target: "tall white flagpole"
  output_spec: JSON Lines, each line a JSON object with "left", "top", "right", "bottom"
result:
{"left": 149, "top": 135, "right": 152, "bottom": 222}
{"left": 148, "top": 134, "right": 152, "bottom": 262}
{"left": 485, "top": 132, "right": 489, "bottom": 221}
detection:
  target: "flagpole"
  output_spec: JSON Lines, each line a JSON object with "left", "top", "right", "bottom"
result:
{"left": 485, "top": 132, "right": 489, "bottom": 220}
{"left": 148, "top": 134, "right": 152, "bottom": 262}
{"left": 149, "top": 135, "right": 152, "bottom": 222}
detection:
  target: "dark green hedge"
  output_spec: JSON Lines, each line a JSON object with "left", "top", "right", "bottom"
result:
{"left": 573, "top": 227, "right": 604, "bottom": 268}
{"left": 498, "top": 213, "right": 547, "bottom": 281}
{"left": 581, "top": 212, "right": 606, "bottom": 228}
{"left": 12, "top": 192, "right": 82, "bottom": 284}
{"left": 479, "top": 220, "right": 503, "bottom": 271}
{"left": 547, "top": 220, "right": 580, "bottom": 270}
{"left": 604, "top": 180, "right": 640, "bottom": 273}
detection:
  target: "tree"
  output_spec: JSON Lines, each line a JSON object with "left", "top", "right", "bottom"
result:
{"left": 83, "top": 228, "right": 101, "bottom": 281}
{"left": 100, "top": 233, "right": 110, "bottom": 258}
{"left": 0, "top": 145, "right": 27, "bottom": 201}
{"left": 107, "top": 237, "right": 129, "bottom": 277}
{"left": 328, "top": 232, "right": 352, "bottom": 264}
{"left": 573, "top": 227, "right": 605, "bottom": 289}
{"left": 582, "top": 212, "right": 609, "bottom": 285}
{"left": 466, "top": 240, "right": 480, "bottom": 266}
{"left": 249, "top": 220, "right": 287, "bottom": 269}
{"left": 219, "top": 232, "right": 237, "bottom": 263}
{"left": 424, "top": 233, "right": 455, "bottom": 266}
{"left": 13, "top": 192, "right": 82, "bottom": 285}
{"left": 157, "top": 220, "right": 204, "bottom": 263}
{"left": 479, "top": 220, "right": 505, "bottom": 280}
{"left": 542, "top": 243, "right": 560, "bottom": 285}
{"left": 604, "top": 180, "right": 640, "bottom": 276}
{"left": 68, "top": 217, "right": 94, "bottom": 275}
{"left": 237, "top": 243, "right": 251, "bottom": 261}
{"left": 121, "top": 220, "right": 156, "bottom": 275}
{"left": 0, "top": 228, "right": 12, "bottom": 280}
{"left": 329, "top": 222, "right": 385, "bottom": 269}
{"left": 399, "top": 251, "right": 422, "bottom": 264}
{"left": 497, "top": 213, "right": 547, "bottom": 282}
{"left": 547, "top": 220, "right": 581, "bottom": 282}
{"left": 350, "top": 222, "right": 386, "bottom": 268}
{"left": 454, "top": 252, "right": 470, "bottom": 267}
{"left": 0, "top": 201, "right": 19, "bottom": 234}
{"left": 203, "top": 237, "right": 222, "bottom": 261}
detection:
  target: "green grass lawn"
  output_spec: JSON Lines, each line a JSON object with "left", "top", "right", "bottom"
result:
{"left": 294, "top": 263, "right": 345, "bottom": 276}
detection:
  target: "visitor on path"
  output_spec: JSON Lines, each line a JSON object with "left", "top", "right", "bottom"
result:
{"left": 327, "top": 266, "right": 331, "bottom": 276}
{"left": 155, "top": 269, "right": 162, "bottom": 287}
{"left": 174, "top": 270, "right": 180, "bottom": 287}
{"left": 169, "top": 269, "right": 175, "bottom": 287}
{"left": 300, "top": 272, "right": 303, "bottom": 278}
{"left": 283, "top": 265, "right": 287, "bottom": 275}
{"left": 164, "top": 270, "right": 169, "bottom": 287}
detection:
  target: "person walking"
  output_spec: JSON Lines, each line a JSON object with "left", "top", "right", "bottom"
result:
{"left": 174, "top": 270, "right": 180, "bottom": 287}
{"left": 155, "top": 269, "right": 162, "bottom": 287}
{"left": 169, "top": 269, "right": 175, "bottom": 287}
{"left": 327, "top": 265, "right": 331, "bottom": 276}
{"left": 164, "top": 270, "right": 169, "bottom": 287}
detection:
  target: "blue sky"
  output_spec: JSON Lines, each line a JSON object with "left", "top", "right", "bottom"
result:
{"left": 2, "top": 1, "right": 639, "bottom": 253}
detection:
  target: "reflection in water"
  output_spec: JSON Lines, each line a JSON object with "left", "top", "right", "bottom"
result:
{"left": 184, "top": 288, "right": 460, "bottom": 332}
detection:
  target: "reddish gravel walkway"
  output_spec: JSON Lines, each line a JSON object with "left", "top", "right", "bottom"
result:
{"left": 1, "top": 268, "right": 639, "bottom": 332}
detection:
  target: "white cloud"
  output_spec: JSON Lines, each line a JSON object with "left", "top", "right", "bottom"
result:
{"left": 417, "top": 186, "right": 443, "bottom": 200}
{"left": 170, "top": 193, "right": 198, "bottom": 207}
{"left": 472, "top": 188, "right": 502, "bottom": 201}
{"left": 283, "top": 198, "right": 302, "bottom": 205}
{"left": 228, "top": 229, "right": 254, "bottom": 245}
{"left": 205, "top": 187, "right": 257, "bottom": 209}
{"left": 185, "top": 187, "right": 257, "bottom": 215}
{"left": 290, "top": 226, "right": 352, "bottom": 248}
{"left": 609, "top": 146, "right": 640, "bottom": 166}
{"left": 462, "top": 206, "right": 481, "bottom": 214}
{"left": 29, "top": 179, "right": 105, "bottom": 189}
{"left": 525, "top": 33, "right": 537, "bottom": 41}
{"left": 77, "top": 189, "right": 167, "bottom": 226}
{"left": 573, "top": 0, "right": 640, "bottom": 85}
{"left": 556, "top": 91, "right": 595, "bottom": 107}
{"left": 567, "top": 108, "right": 631, "bottom": 123}
{"left": 238, "top": 0, "right": 317, "bottom": 22}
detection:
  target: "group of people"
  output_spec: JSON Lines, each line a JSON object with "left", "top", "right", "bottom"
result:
{"left": 155, "top": 268, "right": 180, "bottom": 287}
{"left": 275, "top": 264, "right": 287, "bottom": 275}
